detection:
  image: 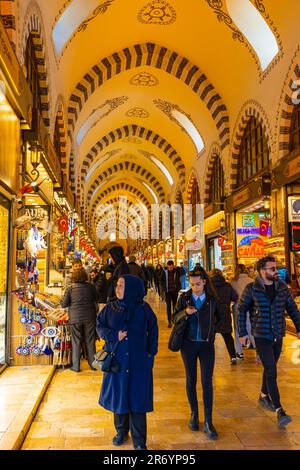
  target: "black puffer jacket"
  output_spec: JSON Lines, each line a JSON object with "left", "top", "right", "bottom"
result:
{"left": 238, "top": 276, "right": 300, "bottom": 340}
{"left": 61, "top": 282, "right": 99, "bottom": 324}
{"left": 211, "top": 275, "right": 238, "bottom": 334}
{"left": 172, "top": 289, "right": 224, "bottom": 344}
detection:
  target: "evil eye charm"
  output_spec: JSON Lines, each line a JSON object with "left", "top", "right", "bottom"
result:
{"left": 16, "top": 346, "right": 23, "bottom": 356}
{"left": 40, "top": 317, "right": 47, "bottom": 324}
{"left": 22, "top": 346, "right": 30, "bottom": 356}
{"left": 26, "top": 336, "right": 33, "bottom": 346}
{"left": 20, "top": 316, "right": 28, "bottom": 324}
{"left": 41, "top": 327, "right": 59, "bottom": 338}
{"left": 26, "top": 321, "right": 42, "bottom": 336}
{"left": 35, "top": 314, "right": 41, "bottom": 321}
{"left": 32, "top": 346, "right": 41, "bottom": 357}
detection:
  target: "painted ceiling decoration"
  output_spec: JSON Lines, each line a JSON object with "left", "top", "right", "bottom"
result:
{"left": 67, "top": 42, "right": 230, "bottom": 149}
{"left": 52, "top": 0, "right": 115, "bottom": 59}
{"left": 154, "top": 98, "right": 205, "bottom": 154}
{"left": 85, "top": 149, "right": 122, "bottom": 182}
{"left": 76, "top": 96, "right": 128, "bottom": 146}
{"left": 137, "top": 1, "right": 177, "bottom": 26}
{"left": 126, "top": 107, "right": 149, "bottom": 118}
{"left": 130, "top": 71, "right": 159, "bottom": 87}
{"left": 79, "top": 125, "right": 186, "bottom": 189}
{"left": 91, "top": 184, "right": 152, "bottom": 215}
{"left": 205, "top": 0, "right": 282, "bottom": 76}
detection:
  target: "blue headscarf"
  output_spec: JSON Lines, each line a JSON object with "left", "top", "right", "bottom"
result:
{"left": 120, "top": 274, "right": 145, "bottom": 323}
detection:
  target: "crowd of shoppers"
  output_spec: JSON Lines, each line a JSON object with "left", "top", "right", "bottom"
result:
{"left": 59, "top": 251, "right": 300, "bottom": 449}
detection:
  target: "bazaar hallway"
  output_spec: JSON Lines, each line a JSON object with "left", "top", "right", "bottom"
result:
{"left": 20, "top": 292, "right": 300, "bottom": 451}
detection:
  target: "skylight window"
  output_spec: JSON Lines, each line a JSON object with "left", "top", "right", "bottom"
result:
{"left": 143, "top": 183, "right": 158, "bottom": 204}
{"left": 226, "top": 0, "right": 279, "bottom": 70}
{"left": 52, "top": 0, "right": 99, "bottom": 56}
{"left": 172, "top": 109, "right": 204, "bottom": 153}
{"left": 151, "top": 156, "right": 174, "bottom": 186}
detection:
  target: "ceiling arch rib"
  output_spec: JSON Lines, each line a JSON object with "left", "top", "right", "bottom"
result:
{"left": 67, "top": 43, "right": 230, "bottom": 150}
{"left": 80, "top": 124, "right": 186, "bottom": 190}
{"left": 86, "top": 162, "right": 167, "bottom": 204}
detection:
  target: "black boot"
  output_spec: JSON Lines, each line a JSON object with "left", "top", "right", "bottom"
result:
{"left": 189, "top": 411, "right": 199, "bottom": 431}
{"left": 203, "top": 420, "right": 218, "bottom": 440}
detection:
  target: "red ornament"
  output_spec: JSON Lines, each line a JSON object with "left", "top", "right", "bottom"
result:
{"left": 260, "top": 219, "right": 270, "bottom": 237}
{"left": 70, "top": 227, "right": 78, "bottom": 237}
{"left": 58, "top": 216, "right": 68, "bottom": 233}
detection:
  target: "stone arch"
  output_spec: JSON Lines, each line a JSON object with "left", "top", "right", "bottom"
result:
{"left": 53, "top": 96, "right": 68, "bottom": 176}
{"left": 230, "top": 100, "right": 273, "bottom": 190}
{"left": 21, "top": 0, "right": 51, "bottom": 127}
{"left": 87, "top": 161, "right": 166, "bottom": 204}
{"left": 275, "top": 46, "right": 300, "bottom": 165}
{"left": 91, "top": 184, "right": 151, "bottom": 216}
{"left": 203, "top": 142, "right": 226, "bottom": 204}
{"left": 186, "top": 168, "right": 201, "bottom": 204}
{"left": 68, "top": 43, "right": 230, "bottom": 149}
{"left": 0, "top": 0, "right": 17, "bottom": 50}
{"left": 79, "top": 125, "right": 186, "bottom": 191}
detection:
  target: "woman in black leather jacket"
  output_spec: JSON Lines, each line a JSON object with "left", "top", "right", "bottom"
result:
{"left": 172, "top": 267, "right": 224, "bottom": 440}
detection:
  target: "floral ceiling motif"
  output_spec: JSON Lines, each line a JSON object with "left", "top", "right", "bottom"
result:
{"left": 130, "top": 72, "right": 159, "bottom": 87}
{"left": 137, "top": 1, "right": 176, "bottom": 25}
{"left": 126, "top": 108, "right": 149, "bottom": 118}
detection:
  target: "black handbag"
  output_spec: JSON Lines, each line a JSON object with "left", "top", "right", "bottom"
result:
{"left": 168, "top": 311, "right": 188, "bottom": 352}
{"left": 92, "top": 340, "right": 120, "bottom": 373}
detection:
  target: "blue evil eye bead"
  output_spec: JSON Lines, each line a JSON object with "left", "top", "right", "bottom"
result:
{"left": 18, "top": 303, "right": 23, "bottom": 313}
{"left": 32, "top": 347, "right": 41, "bottom": 356}
{"left": 35, "top": 314, "right": 41, "bottom": 321}
{"left": 26, "top": 336, "right": 33, "bottom": 345}
{"left": 16, "top": 346, "right": 23, "bottom": 356}
{"left": 22, "top": 347, "right": 30, "bottom": 356}
{"left": 42, "top": 327, "right": 58, "bottom": 338}
{"left": 40, "top": 317, "right": 47, "bottom": 324}
{"left": 20, "top": 316, "right": 28, "bottom": 324}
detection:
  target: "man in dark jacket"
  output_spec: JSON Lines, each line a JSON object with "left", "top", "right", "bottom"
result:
{"left": 107, "top": 246, "right": 129, "bottom": 301}
{"left": 211, "top": 269, "right": 238, "bottom": 365}
{"left": 238, "top": 256, "right": 300, "bottom": 428}
{"left": 128, "top": 256, "right": 146, "bottom": 282}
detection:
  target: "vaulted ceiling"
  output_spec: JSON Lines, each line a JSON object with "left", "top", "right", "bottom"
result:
{"left": 25, "top": 0, "right": 298, "bottom": 248}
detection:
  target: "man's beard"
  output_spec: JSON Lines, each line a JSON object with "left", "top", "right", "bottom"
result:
{"left": 266, "top": 273, "right": 278, "bottom": 282}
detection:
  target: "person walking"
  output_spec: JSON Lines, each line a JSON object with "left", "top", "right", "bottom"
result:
{"left": 107, "top": 246, "right": 130, "bottom": 301}
{"left": 172, "top": 267, "right": 224, "bottom": 440}
{"left": 231, "top": 264, "right": 255, "bottom": 358}
{"left": 128, "top": 256, "right": 146, "bottom": 283}
{"left": 97, "top": 275, "right": 158, "bottom": 450}
{"left": 61, "top": 268, "right": 99, "bottom": 372}
{"left": 164, "top": 260, "right": 181, "bottom": 328}
{"left": 210, "top": 269, "right": 238, "bottom": 365}
{"left": 154, "top": 264, "right": 164, "bottom": 299}
{"left": 238, "top": 256, "right": 300, "bottom": 428}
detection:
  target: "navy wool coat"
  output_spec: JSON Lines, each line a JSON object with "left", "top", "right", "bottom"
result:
{"left": 96, "top": 300, "right": 158, "bottom": 414}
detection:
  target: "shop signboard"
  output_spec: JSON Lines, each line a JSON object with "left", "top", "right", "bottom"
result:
{"left": 242, "top": 214, "right": 255, "bottom": 227}
{"left": 236, "top": 212, "right": 269, "bottom": 260}
{"left": 291, "top": 223, "right": 300, "bottom": 251}
{"left": 237, "top": 236, "right": 265, "bottom": 258}
{"left": 274, "top": 153, "right": 300, "bottom": 187}
{"left": 288, "top": 197, "right": 300, "bottom": 222}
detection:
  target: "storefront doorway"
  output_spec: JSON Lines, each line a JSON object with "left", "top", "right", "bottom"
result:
{"left": 0, "top": 195, "right": 10, "bottom": 366}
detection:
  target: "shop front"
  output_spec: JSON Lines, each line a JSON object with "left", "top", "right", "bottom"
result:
{"left": 165, "top": 238, "right": 174, "bottom": 263}
{"left": 186, "top": 225, "right": 204, "bottom": 270}
{"left": 152, "top": 244, "right": 158, "bottom": 267}
{"left": 225, "top": 177, "right": 285, "bottom": 275}
{"left": 175, "top": 237, "right": 185, "bottom": 266}
{"left": 204, "top": 204, "right": 231, "bottom": 275}
{"left": 0, "top": 19, "right": 32, "bottom": 368}
{"left": 158, "top": 241, "right": 165, "bottom": 266}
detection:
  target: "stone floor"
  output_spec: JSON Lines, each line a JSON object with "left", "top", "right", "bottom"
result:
{"left": 21, "top": 292, "right": 300, "bottom": 451}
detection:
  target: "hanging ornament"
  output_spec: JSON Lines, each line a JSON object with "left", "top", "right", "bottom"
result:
{"left": 70, "top": 227, "right": 78, "bottom": 237}
{"left": 260, "top": 218, "right": 270, "bottom": 237}
{"left": 58, "top": 215, "right": 69, "bottom": 233}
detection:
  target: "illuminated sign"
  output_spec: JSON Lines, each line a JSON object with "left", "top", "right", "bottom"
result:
{"left": 242, "top": 214, "right": 255, "bottom": 227}
{"left": 237, "top": 236, "right": 265, "bottom": 258}
{"left": 237, "top": 227, "right": 271, "bottom": 235}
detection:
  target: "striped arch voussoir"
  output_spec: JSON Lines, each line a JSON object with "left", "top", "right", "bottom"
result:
{"left": 186, "top": 170, "right": 201, "bottom": 204}
{"left": 277, "top": 57, "right": 300, "bottom": 163}
{"left": 230, "top": 103, "right": 272, "bottom": 191}
{"left": 81, "top": 125, "right": 186, "bottom": 191}
{"left": 203, "top": 143, "right": 222, "bottom": 204}
{"left": 91, "top": 184, "right": 151, "bottom": 217}
{"left": 22, "top": 12, "right": 50, "bottom": 127}
{"left": 87, "top": 161, "right": 166, "bottom": 204}
{"left": 55, "top": 108, "right": 67, "bottom": 176}
{"left": 68, "top": 43, "right": 230, "bottom": 149}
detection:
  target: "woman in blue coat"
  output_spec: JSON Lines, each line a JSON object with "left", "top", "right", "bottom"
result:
{"left": 96, "top": 274, "right": 158, "bottom": 450}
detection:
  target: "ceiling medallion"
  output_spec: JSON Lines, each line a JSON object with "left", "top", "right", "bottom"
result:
{"left": 90, "top": 96, "right": 129, "bottom": 122}
{"left": 137, "top": 1, "right": 176, "bottom": 25}
{"left": 126, "top": 108, "right": 149, "bottom": 118}
{"left": 205, "top": 0, "right": 244, "bottom": 42}
{"left": 122, "top": 137, "right": 142, "bottom": 144}
{"left": 154, "top": 98, "right": 196, "bottom": 136}
{"left": 130, "top": 72, "right": 158, "bottom": 87}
